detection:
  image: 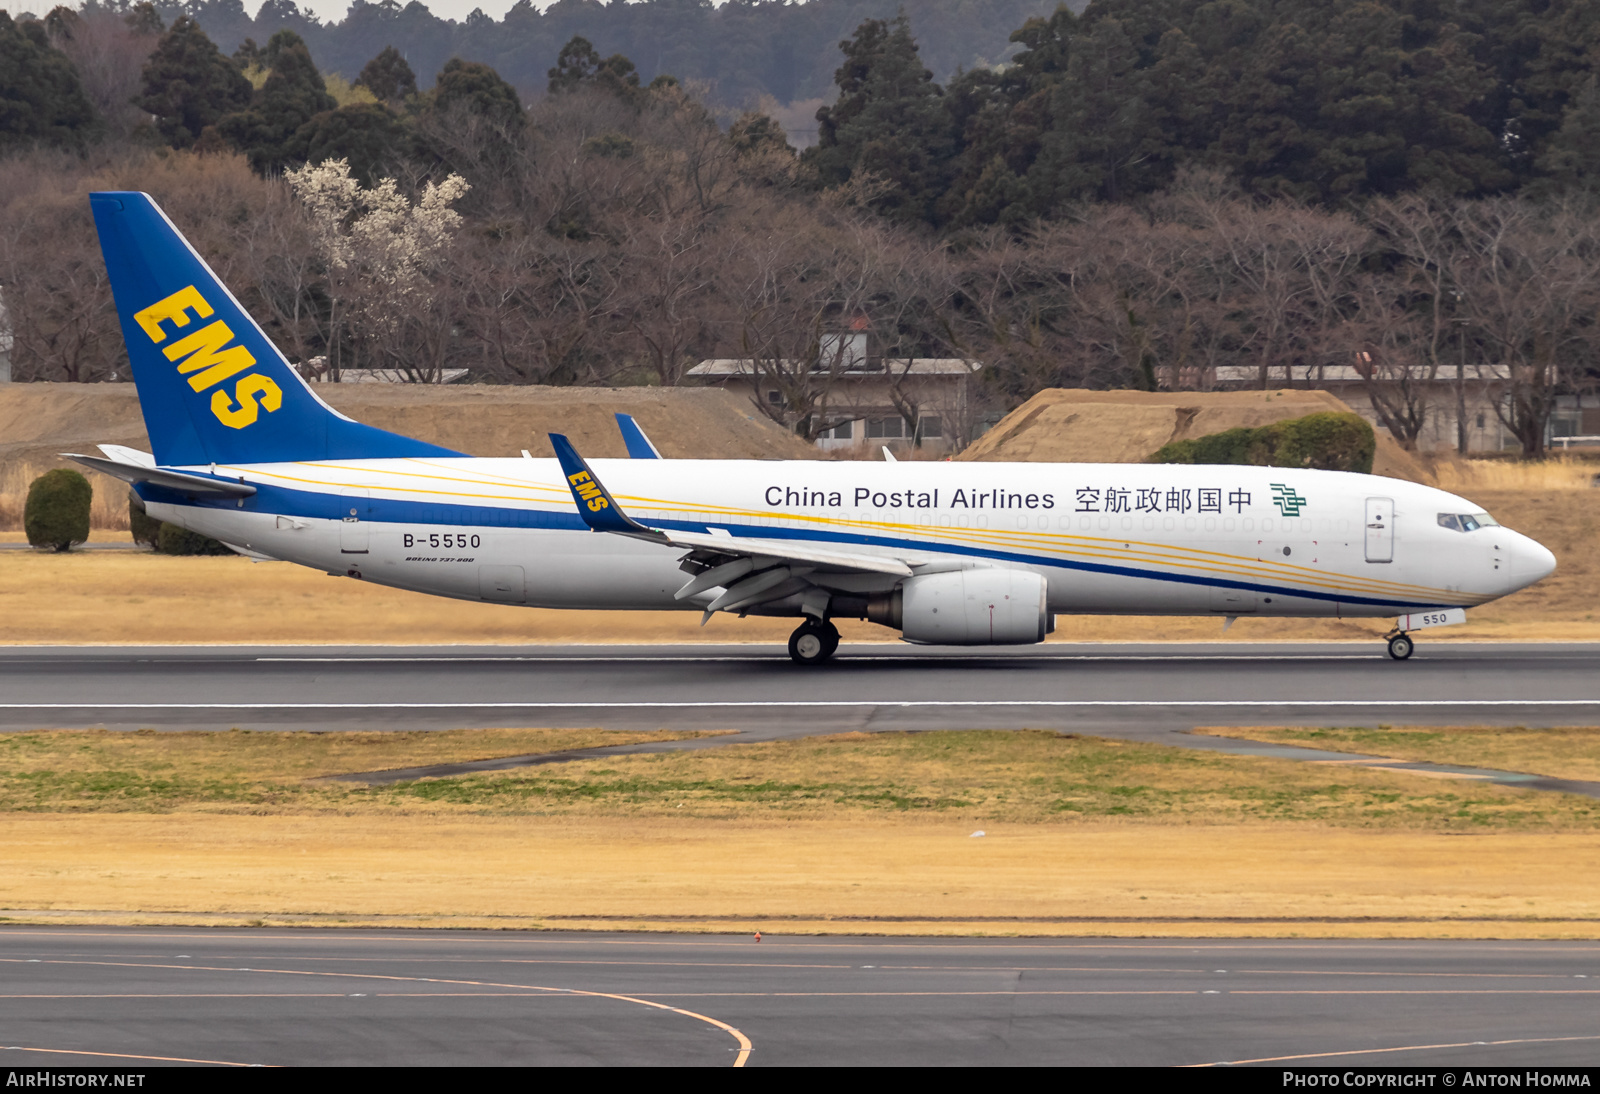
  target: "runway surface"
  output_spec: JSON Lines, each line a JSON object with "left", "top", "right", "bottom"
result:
{"left": 3, "top": 642, "right": 1598, "bottom": 744}
{"left": 2, "top": 927, "right": 1598, "bottom": 1067}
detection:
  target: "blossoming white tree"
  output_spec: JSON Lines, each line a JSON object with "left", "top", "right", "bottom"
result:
{"left": 285, "top": 158, "right": 470, "bottom": 380}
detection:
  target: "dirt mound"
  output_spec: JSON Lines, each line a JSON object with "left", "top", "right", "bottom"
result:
{"left": 0, "top": 381, "right": 813, "bottom": 529}
{"left": 957, "top": 388, "right": 1430, "bottom": 482}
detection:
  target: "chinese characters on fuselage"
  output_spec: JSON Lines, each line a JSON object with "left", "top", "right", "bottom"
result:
{"left": 762, "top": 484, "right": 1262, "bottom": 513}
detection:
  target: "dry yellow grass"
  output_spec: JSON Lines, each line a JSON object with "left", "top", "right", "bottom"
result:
{"left": 4, "top": 728, "right": 1597, "bottom": 937}
{"left": 4, "top": 815, "right": 1598, "bottom": 938}
{"left": 0, "top": 727, "right": 712, "bottom": 800}
{"left": 1430, "top": 455, "right": 1600, "bottom": 493}
{"left": 1198, "top": 725, "right": 1600, "bottom": 784}
{"left": 5, "top": 726, "right": 1595, "bottom": 828}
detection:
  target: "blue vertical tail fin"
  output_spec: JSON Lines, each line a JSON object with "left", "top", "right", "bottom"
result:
{"left": 615, "top": 413, "right": 663, "bottom": 458}
{"left": 91, "top": 191, "right": 462, "bottom": 467}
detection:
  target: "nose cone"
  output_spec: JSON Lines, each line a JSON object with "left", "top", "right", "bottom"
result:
{"left": 1511, "top": 532, "right": 1557, "bottom": 587}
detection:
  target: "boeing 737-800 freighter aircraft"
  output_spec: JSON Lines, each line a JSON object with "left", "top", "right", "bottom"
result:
{"left": 78, "top": 191, "right": 1556, "bottom": 663}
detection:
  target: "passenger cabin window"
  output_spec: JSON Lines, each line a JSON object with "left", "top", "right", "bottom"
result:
{"left": 1437, "top": 512, "right": 1498, "bottom": 532}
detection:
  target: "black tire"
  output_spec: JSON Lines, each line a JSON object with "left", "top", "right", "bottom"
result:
{"left": 789, "top": 621, "right": 837, "bottom": 665}
{"left": 1387, "top": 633, "right": 1414, "bottom": 661}
{"left": 820, "top": 624, "right": 840, "bottom": 659}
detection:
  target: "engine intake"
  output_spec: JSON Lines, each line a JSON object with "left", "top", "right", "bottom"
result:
{"left": 867, "top": 568, "right": 1049, "bottom": 645}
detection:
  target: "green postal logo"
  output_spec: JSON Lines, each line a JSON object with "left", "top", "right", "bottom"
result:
{"left": 1270, "top": 484, "right": 1308, "bottom": 516}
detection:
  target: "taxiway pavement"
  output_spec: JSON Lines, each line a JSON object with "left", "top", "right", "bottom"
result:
{"left": 1, "top": 927, "right": 1597, "bottom": 1067}
{"left": 2, "top": 642, "right": 1597, "bottom": 747}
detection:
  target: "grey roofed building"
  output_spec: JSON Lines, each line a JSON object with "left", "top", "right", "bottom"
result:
{"left": 687, "top": 354, "right": 984, "bottom": 453}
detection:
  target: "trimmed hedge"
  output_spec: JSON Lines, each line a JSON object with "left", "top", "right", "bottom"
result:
{"left": 128, "top": 490, "right": 234, "bottom": 555}
{"left": 24, "top": 469, "right": 92, "bottom": 551}
{"left": 1150, "top": 411, "right": 1375, "bottom": 473}
{"left": 155, "top": 522, "right": 235, "bottom": 556}
{"left": 128, "top": 491, "right": 162, "bottom": 546}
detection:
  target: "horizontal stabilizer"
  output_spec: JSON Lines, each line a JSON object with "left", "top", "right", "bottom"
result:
{"left": 64, "top": 453, "right": 256, "bottom": 498}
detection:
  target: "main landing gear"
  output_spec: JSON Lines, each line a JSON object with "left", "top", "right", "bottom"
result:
{"left": 788, "top": 618, "right": 841, "bottom": 665}
{"left": 1386, "top": 631, "right": 1415, "bottom": 660}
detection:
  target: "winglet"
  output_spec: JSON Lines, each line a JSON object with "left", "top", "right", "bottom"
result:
{"left": 549, "top": 433, "right": 658, "bottom": 536}
{"left": 615, "top": 413, "right": 663, "bottom": 459}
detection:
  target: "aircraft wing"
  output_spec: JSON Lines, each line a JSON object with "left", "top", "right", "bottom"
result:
{"left": 548, "top": 433, "right": 915, "bottom": 618}
{"left": 660, "top": 528, "right": 911, "bottom": 577}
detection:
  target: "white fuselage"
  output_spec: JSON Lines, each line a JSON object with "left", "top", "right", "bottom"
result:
{"left": 145, "top": 457, "right": 1555, "bottom": 620}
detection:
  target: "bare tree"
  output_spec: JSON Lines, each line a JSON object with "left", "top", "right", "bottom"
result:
{"left": 1449, "top": 197, "right": 1600, "bottom": 457}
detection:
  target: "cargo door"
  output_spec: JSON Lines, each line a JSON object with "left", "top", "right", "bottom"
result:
{"left": 1364, "top": 497, "right": 1393, "bottom": 563}
{"left": 340, "top": 489, "right": 370, "bottom": 554}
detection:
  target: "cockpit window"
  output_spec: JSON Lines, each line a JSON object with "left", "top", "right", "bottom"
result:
{"left": 1438, "top": 512, "right": 1498, "bottom": 532}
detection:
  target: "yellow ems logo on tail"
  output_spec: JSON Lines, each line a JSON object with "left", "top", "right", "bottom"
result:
{"left": 133, "top": 285, "right": 282, "bottom": 430}
{"left": 566, "top": 469, "right": 610, "bottom": 512}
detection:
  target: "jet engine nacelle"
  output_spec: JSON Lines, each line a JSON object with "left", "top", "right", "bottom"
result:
{"left": 868, "top": 568, "right": 1050, "bottom": 645}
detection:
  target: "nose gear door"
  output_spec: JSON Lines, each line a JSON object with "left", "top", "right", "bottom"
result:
{"left": 1364, "top": 497, "right": 1393, "bottom": 563}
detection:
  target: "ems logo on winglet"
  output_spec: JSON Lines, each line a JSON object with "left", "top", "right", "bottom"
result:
{"left": 134, "top": 284, "right": 283, "bottom": 430}
{"left": 566, "top": 469, "right": 610, "bottom": 512}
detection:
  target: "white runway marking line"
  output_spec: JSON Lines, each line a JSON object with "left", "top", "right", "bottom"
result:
{"left": 1189, "top": 1032, "right": 1600, "bottom": 1067}
{"left": 0, "top": 956, "right": 753, "bottom": 1067}
{"left": 1, "top": 699, "right": 1597, "bottom": 709}
{"left": 251, "top": 654, "right": 1382, "bottom": 663}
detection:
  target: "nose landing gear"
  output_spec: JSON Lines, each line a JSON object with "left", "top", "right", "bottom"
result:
{"left": 1385, "top": 631, "right": 1415, "bottom": 660}
{"left": 788, "top": 619, "right": 841, "bottom": 665}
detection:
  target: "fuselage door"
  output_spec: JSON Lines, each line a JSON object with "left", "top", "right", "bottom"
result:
{"left": 1364, "top": 497, "right": 1394, "bottom": 563}
{"left": 340, "top": 489, "right": 370, "bottom": 554}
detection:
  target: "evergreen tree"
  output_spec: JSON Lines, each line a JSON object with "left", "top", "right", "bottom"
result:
{"left": 803, "top": 15, "right": 956, "bottom": 226}
{"left": 124, "top": 2, "right": 165, "bottom": 36}
{"left": 435, "top": 57, "right": 525, "bottom": 129}
{"left": 728, "top": 110, "right": 792, "bottom": 157}
{"left": 1026, "top": 16, "right": 1166, "bottom": 206}
{"left": 547, "top": 35, "right": 642, "bottom": 100}
{"left": 1211, "top": 0, "right": 1505, "bottom": 201}
{"left": 0, "top": 12, "right": 98, "bottom": 152}
{"left": 297, "top": 101, "right": 408, "bottom": 184}
{"left": 355, "top": 44, "right": 416, "bottom": 105}
{"left": 938, "top": 9, "right": 1072, "bottom": 227}
{"left": 216, "top": 29, "right": 337, "bottom": 173}
{"left": 1537, "top": 73, "right": 1600, "bottom": 192}
{"left": 137, "top": 16, "right": 253, "bottom": 150}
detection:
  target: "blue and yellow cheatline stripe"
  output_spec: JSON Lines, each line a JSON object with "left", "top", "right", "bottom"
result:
{"left": 167, "top": 462, "right": 1471, "bottom": 613}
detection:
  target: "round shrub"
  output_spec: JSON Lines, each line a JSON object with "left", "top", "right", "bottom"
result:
{"left": 24, "top": 468, "right": 92, "bottom": 551}
{"left": 1272, "top": 411, "right": 1375, "bottom": 473}
{"left": 1151, "top": 411, "right": 1374, "bottom": 473}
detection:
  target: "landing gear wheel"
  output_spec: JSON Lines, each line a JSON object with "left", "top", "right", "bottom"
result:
{"left": 1387, "top": 633, "right": 1414, "bottom": 661}
{"left": 789, "top": 619, "right": 840, "bottom": 665}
